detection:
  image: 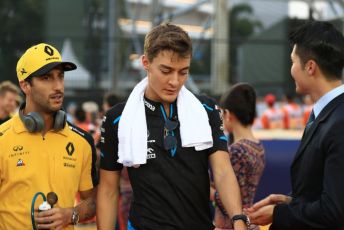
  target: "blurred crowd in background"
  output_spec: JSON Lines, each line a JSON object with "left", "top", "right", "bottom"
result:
{"left": 0, "top": 79, "right": 312, "bottom": 133}
{"left": 0, "top": 78, "right": 312, "bottom": 229}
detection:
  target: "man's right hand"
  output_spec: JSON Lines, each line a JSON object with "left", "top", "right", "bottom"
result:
{"left": 245, "top": 194, "right": 292, "bottom": 214}
{"left": 35, "top": 207, "right": 73, "bottom": 230}
{"left": 244, "top": 194, "right": 292, "bottom": 225}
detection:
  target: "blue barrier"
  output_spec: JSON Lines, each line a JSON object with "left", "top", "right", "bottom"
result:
{"left": 254, "top": 139, "right": 300, "bottom": 202}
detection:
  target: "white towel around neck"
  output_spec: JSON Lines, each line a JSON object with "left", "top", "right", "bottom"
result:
{"left": 117, "top": 77, "right": 213, "bottom": 167}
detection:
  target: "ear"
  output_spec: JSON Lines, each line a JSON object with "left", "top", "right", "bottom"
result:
{"left": 19, "top": 80, "right": 30, "bottom": 94}
{"left": 228, "top": 112, "right": 235, "bottom": 122}
{"left": 141, "top": 55, "right": 150, "bottom": 71}
{"left": 223, "top": 109, "right": 231, "bottom": 121}
{"left": 305, "top": 60, "right": 316, "bottom": 75}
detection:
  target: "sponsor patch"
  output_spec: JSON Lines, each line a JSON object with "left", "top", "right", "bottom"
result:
{"left": 16, "top": 159, "right": 25, "bottom": 167}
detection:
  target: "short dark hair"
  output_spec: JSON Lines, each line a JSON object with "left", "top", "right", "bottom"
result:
{"left": 103, "top": 92, "right": 120, "bottom": 108}
{"left": 74, "top": 106, "right": 86, "bottom": 122}
{"left": 24, "top": 75, "right": 33, "bottom": 85}
{"left": 219, "top": 83, "right": 256, "bottom": 126}
{"left": 289, "top": 20, "right": 344, "bottom": 80}
{"left": 144, "top": 23, "right": 192, "bottom": 62}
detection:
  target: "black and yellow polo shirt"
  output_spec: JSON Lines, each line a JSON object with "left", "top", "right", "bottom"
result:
{"left": 0, "top": 114, "right": 98, "bottom": 229}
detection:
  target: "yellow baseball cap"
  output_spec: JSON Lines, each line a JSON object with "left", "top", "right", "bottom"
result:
{"left": 16, "top": 43, "right": 77, "bottom": 81}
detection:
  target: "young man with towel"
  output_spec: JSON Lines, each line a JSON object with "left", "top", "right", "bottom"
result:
{"left": 97, "top": 23, "right": 248, "bottom": 230}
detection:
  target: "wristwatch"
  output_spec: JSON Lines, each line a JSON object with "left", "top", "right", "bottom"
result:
{"left": 231, "top": 214, "right": 250, "bottom": 226}
{"left": 71, "top": 209, "right": 80, "bottom": 225}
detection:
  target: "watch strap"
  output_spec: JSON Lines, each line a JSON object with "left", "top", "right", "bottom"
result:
{"left": 71, "top": 208, "right": 79, "bottom": 225}
{"left": 231, "top": 214, "right": 250, "bottom": 226}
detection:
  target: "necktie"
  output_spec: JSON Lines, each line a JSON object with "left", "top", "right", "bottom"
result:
{"left": 305, "top": 110, "right": 315, "bottom": 134}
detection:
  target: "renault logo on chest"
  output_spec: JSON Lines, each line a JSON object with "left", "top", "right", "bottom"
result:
{"left": 66, "top": 142, "right": 75, "bottom": 156}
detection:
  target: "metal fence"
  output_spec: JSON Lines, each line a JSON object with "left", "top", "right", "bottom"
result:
{"left": 2, "top": 0, "right": 344, "bottom": 102}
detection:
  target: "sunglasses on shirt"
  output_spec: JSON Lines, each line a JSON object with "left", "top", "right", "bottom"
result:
{"left": 163, "top": 119, "right": 179, "bottom": 150}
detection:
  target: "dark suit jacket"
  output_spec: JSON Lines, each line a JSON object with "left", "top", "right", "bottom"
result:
{"left": 270, "top": 92, "right": 344, "bottom": 230}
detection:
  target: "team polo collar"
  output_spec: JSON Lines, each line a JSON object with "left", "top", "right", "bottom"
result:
{"left": 143, "top": 96, "right": 177, "bottom": 116}
{"left": 12, "top": 113, "right": 69, "bottom": 136}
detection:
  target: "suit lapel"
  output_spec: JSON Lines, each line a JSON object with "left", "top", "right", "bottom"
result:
{"left": 291, "top": 93, "right": 344, "bottom": 168}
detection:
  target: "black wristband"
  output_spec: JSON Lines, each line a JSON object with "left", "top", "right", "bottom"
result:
{"left": 231, "top": 214, "right": 250, "bottom": 226}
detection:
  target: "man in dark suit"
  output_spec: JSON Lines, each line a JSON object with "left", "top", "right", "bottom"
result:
{"left": 246, "top": 20, "right": 344, "bottom": 230}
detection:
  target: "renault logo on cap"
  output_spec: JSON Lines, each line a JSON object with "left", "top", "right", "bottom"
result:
{"left": 44, "top": 45, "right": 54, "bottom": 56}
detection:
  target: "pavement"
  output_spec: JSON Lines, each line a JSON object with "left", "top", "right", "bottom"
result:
{"left": 75, "top": 223, "right": 96, "bottom": 230}
{"left": 74, "top": 223, "right": 270, "bottom": 230}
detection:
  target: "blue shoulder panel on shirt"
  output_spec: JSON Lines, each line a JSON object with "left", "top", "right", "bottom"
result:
{"left": 202, "top": 103, "right": 214, "bottom": 111}
{"left": 219, "top": 135, "right": 228, "bottom": 142}
{"left": 113, "top": 115, "right": 121, "bottom": 125}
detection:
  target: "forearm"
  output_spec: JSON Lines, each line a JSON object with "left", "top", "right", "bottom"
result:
{"left": 75, "top": 190, "right": 97, "bottom": 222}
{"left": 214, "top": 165, "right": 242, "bottom": 218}
{"left": 96, "top": 184, "right": 119, "bottom": 229}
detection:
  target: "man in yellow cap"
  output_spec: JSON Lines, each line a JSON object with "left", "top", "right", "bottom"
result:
{"left": 0, "top": 43, "right": 98, "bottom": 229}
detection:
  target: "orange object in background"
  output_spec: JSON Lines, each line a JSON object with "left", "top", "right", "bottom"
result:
{"left": 260, "top": 224, "right": 271, "bottom": 230}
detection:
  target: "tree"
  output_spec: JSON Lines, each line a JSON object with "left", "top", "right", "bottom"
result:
{"left": 0, "top": 0, "right": 45, "bottom": 83}
{"left": 229, "top": 3, "right": 263, "bottom": 83}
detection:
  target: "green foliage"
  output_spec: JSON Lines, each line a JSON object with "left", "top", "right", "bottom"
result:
{"left": 230, "top": 3, "right": 263, "bottom": 38}
{"left": 0, "top": 0, "right": 45, "bottom": 83}
{"left": 229, "top": 3, "right": 263, "bottom": 83}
